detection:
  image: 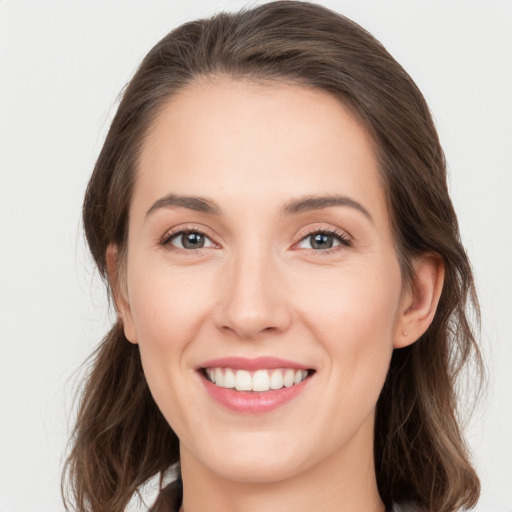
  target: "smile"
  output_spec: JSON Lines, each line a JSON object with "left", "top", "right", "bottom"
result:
{"left": 197, "top": 357, "right": 315, "bottom": 414}
{"left": 204, "top": 367, "right": 310, "bottom": 392}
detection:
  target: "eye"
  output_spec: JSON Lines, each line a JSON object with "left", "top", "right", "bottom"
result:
{"left": 162, "top": 229, "right": 215, "bottom": 250}
{"left": 297, "top": 229, "right": 352, "bottom": 252}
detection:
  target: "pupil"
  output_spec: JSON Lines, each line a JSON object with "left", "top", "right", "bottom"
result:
{"left": 311, "top": 233, "right": 333, "bottom": 250}
{"left": 183, "top": 232, "right": 204, "bottom": 249}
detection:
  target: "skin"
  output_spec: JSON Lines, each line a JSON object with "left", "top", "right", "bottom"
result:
{"left": 110, "top": 78, "right": 444, "bottom": 512}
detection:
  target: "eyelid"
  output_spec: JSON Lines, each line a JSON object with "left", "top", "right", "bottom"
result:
{"left": 293, "top": 225, "right": 353, "bottom": 253}
{"left": 158, "top": 223, "right": 353, "bottom": 254}
{"left": 159, "top": 224, "right": 220, "bottom": 251}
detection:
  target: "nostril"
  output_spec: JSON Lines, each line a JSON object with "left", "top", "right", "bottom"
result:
{"left": 219, "top": 323, "right": 280, "bottom": 339}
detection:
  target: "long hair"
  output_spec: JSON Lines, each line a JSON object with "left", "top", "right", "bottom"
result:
{"left": 63, "top": 2, "right": 483, "bottom": 511}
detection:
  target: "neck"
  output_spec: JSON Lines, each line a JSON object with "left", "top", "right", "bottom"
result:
{"left": 179, "top": 416, "right": 385, "bottom": 512}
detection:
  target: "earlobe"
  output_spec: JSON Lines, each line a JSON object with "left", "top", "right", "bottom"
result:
{"left": 394, "top": 254, "right": 445, "bottom": 349}
{"left": 106, "top": 244, "right": 138, "bottom": 344}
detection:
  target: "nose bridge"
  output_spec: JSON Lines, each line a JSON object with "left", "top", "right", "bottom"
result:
{"left": 214, "top": 239, "right": 291, "bottom": 339}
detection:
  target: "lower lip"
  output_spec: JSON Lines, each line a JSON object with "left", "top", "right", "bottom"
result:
{"left": 199, "top": 372, "right": 312, "bottom": 414}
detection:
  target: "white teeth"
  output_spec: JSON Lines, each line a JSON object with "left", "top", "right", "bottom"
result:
{"left": 270, "top": 369, "right": 284, "bottom": 390}
{"left": 283, "top": 369, "right": 295, "bottom": 388}
{"left": 235, "top": 370, "right": 252, "bottom": 391}
{"left": 224, "top": 368, "right": 236, "bottom": 389}
{"left": 252, "top": 370, "right": 270, "bottom": 391}
{"left": 214, "top": 368, "right": 224, "bottom": 387}
{"left": 205, "top": 367, "right": 310, "bottom": 391}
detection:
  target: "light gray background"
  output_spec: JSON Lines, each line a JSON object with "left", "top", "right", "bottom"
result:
{"left": 1, "top": 1, "right": 511, "bottom": 511}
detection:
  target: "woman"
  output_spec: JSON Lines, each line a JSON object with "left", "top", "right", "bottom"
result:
{"left": 63, "top": 2, "right": 483, "bottom": 511}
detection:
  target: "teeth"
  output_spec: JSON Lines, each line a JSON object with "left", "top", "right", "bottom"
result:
{"left": 270, "top": 370, "right": 283, "bottom": 390}
{"left": 235, "top": 370, "right": 252, "bottom": 391}
{"left": 224, "top": 368, "right": 236, "bottom": 388}
{"left": 253, "top": 370, "right": 270, "bottom": 391}
{"left": 215, "top": 368, "right": 224, "bottom": 387}
{"left": 283, "top": 369, "right": 294, "bottom": 387}
{"left": 205, "top": 368, "right": 309, "bottom": 391}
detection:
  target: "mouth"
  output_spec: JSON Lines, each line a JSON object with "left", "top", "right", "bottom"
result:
{"left": 196, "top": 357, "right": 315, "bottom": 414}
{"left": 200, "top": 367, "right": 313, "bottom": 392}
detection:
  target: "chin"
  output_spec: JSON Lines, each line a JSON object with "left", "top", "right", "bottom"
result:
{"left": 186, "top": 429, "right": 317, "bottom": 484}
{"left": 207, "top": 454, "right": 307, "bottom": 484}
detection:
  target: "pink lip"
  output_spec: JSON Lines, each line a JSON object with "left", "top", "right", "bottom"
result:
{"left": 197, "top": 357, "right": 314, "bottom": 414}
{"left": 198, "top": 356, "right": 310, "bottom": 371}
{"left": 200, "top": 376, "right": 311, "bottom": 414}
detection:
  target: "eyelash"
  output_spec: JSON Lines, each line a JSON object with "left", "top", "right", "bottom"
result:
{"left": 159, "top": 226, "right": 353, "bottom": 255}
{"left": 296, "top": 227, "right": 353, "bottom": 255}
{"left": 159, "top": 226, "right": 214, "bottom": 255}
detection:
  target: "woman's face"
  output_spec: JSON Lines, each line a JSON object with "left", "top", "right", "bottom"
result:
{"left": 118, "top": 78, "right": 410, "bottom": 483}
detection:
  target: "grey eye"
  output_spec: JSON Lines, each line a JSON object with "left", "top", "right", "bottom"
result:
{"left": 311, "top": 233, "right": 335, "bottom": 249}
{"left": 170, "top": 231, "right": 213, "bottom": 250}
{"left": 297, "top": 230, "right": 351, "bottom": 251}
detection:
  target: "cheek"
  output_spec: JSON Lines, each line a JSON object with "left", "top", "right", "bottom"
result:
{"left": 125, "top": 264, "right": 211, "bottom": 396}
{"left": 297, "top": 259, "right": 402, "bottom": 338}
{"left": 125, "top": 265, "right": 212, "bottom": 430}
{"left": 128, "top": 262, "right": 211, "bottom": 345}
{"left": 294, "top": 260, "right": 401, "bottom": 390}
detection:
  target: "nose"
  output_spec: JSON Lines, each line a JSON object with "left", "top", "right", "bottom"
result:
{"left": 212, "top": 248, "right": 292, "bottom": 340}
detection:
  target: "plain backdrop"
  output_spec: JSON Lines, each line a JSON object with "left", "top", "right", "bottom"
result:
{"left": 1, "top": 1, "right": 511, "bottom": 511}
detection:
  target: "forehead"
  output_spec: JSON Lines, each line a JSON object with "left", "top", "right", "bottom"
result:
{"left": 134, "top": 77, "right": 389, "bottom": 231}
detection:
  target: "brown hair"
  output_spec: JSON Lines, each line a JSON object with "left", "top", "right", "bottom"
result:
{"left": 63, "top": 2, "right": 483, "bottom": 511}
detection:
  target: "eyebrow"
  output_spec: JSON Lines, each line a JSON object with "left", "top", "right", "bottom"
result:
{"left": 146, "top": 194, "right": 221, "bottom": 217}
{"left": 146, "top": 193, "right": 373, "bottom": 223}
{"left": 281, "top": 194, "right": 373, "bottom": 222}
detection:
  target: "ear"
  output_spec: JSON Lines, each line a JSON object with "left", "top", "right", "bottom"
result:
{"left": 394, "top": 253, "right": 445, "bottom": 349}
{"left": 106, "top": 244, "right": 138, "bottom": 344}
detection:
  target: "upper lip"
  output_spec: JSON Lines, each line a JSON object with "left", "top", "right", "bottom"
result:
{"left": 197, "top": 356, "right": 312, "bottom": 371}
